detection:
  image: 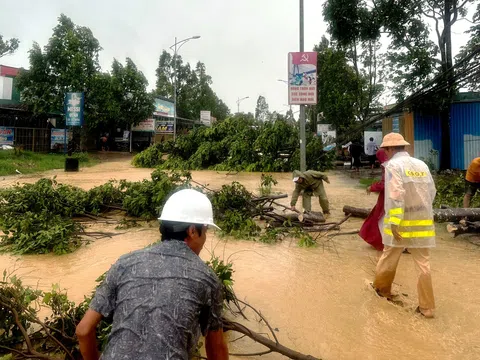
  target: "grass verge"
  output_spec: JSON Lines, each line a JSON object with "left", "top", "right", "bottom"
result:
{"left": 358, "top": 177, "right": 378, "bottom": 188}
{"left": 0, "top": 151, "right": 99, "bottom": 176}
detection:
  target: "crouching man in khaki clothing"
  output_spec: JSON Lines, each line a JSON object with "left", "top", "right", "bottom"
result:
{"left": 373, "top": 133, "right": 437, "bottom": 318}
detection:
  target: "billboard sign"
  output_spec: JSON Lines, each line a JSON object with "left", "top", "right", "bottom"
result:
{"left": 392, "top": 115, "right": 400, "bottom": 133}
{"left": 288, "top": 52, "right": 317, "bottom": 105}
{"left": 51, "top": 129, "right": 71, "bottom": 150}
{"left": 200, "top": 110, "right": 211, "bottom": 126}
{"left": 0, "top": 127, "right": 14, "bottom": 145}
{"left": 132, "top": 118, "right": 155, "bottom": 132}
{"left": 155, "top": 120, "right": 174, "bottom": 134}
{"left": 154, "top": 98, "right": 175, "bottom": 117}
{"left": 65, "top": 92, "right": 84, "bottom": 126}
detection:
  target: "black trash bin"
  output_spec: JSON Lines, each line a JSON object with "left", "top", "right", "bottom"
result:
{"left": 65, "top": 158, "right": 79, "bottom": 172}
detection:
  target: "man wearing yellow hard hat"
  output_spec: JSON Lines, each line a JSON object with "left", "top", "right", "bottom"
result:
{"left": 372, "top": 133, "right": 437, "bottom": 318}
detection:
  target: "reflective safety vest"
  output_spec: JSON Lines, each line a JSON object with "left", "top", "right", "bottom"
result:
{"left": 382, "top": 152, "right": 437, "bottom": 248}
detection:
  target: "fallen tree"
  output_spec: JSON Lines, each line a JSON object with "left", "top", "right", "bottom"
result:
{"left": 342, "top": 205, "right": 370, "bottom": 219}
{"left": 343, "top": 205, "right": 480, "bottom": 223}
{"left": 447, "top": 220, "right": 480, "bottom": 237}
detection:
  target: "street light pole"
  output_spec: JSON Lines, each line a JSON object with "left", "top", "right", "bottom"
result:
{"left": 299, "top": 0, "right": 306, "bottom": 172}
{"left": 170, "top": 35, "right": 201, "bottom": 141}
{"left": 173, "top": 37, "right": 178, "bottom": 141}
{"left": 236, "top": 96, "right": 249, "bottom": 113}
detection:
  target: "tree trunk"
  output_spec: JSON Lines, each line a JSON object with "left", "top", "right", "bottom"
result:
{"left": 447, "top": 220, "right": 480, "bottom": 237}
{"left": 343, "top": 205, "right": 480, "bottom": 223}
{"left": 343, "top": 205, "right": 370, "bottom": 219}
{"left": 434, "top": 208, "right": 480, "bottom": 223}
{"left": 440, "top": 0, "right": 454, "bottom": 169}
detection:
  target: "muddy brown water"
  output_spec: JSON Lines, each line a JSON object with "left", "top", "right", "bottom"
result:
{"left": 1, "top": 155, "right": 480, "bottom": 359}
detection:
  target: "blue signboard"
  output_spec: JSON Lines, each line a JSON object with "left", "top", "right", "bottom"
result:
{"left": 153, "top": 98, "right": 175, "bottom": 117}
{"left": 51, "top": 129, "right": 71, "bottom": 150}
{"left": 65, "top": 92, "right": 84, "bottom": 126}
{"left": 155, "top": 120, "right": 174, "bottom": 134}
{"left": 0, "top": 127, "right": 14, "bottom": 145}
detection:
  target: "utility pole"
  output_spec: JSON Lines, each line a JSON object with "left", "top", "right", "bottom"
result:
{"left": 173, "top": 37, "right": 177, "bottom": 141}
{"left": 299, "top": 0, "right": 306, "bottom": 171}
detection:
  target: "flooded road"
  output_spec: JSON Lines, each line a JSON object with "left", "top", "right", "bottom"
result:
{"left": 1, "top": 155, "right": 480, "bottom": 359}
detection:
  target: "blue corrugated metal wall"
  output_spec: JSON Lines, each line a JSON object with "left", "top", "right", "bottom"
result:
{"left": 414, "top": 112, "right": 442, "bottom": 170}
{"left": 450, "top": 102, "right": 480, "bottom": 170}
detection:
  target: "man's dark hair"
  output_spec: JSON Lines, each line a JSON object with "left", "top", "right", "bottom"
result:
{"left": 160, "top": 221, "right": 203, "bottom": 241}
{"left": 370, "top": 137, "right": 374, "bottom": 141}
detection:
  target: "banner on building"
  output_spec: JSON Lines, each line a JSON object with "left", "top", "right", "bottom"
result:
{"left": 155, "top": 120, "right": 174, "bottom": 134}
{"left": 0, "top": 126, "right": 14, "bottom": 145}
{"left": 132, "top": 118, "right": 155, "bottom": 132}
{"left": 288, "top": 52, "right": 317, "bottom": 105}
{"left": 51, "top": 129, "right": 71, "bottom": 150}
{"left": 65, "top": 92, "right": 84, "bottom": 126}
{"left": 200, "top": 110, "right": 211, "bottom": 126}
{"left": 154, "top": 98, "right": 175, "bottom": 117}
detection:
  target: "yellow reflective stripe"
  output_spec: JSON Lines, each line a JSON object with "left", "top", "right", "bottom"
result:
{"left": 389, "top": 208, "right": 404, "bottom": 216}
{"left": 389, "top": 217, "right": 402, "bottom": 225}
{"left": 384, "top": 229, "right": 435, "bottom": 238}
{"left": 384, "top": 218, "right": 434, "bottom": 227}
{"left": 401, "top": 219, "right": 434, "bottom": 226}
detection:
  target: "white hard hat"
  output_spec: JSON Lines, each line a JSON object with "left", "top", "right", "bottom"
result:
{"left": 159, "top": 189, "right": 220, "bottom": 230}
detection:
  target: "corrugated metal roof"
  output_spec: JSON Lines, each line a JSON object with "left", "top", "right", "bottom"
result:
{"left": 451, "top": 102, "right": 480, "bottom": 170}
{"left": 413, "top": 111, "right": 442, "bottom": 170}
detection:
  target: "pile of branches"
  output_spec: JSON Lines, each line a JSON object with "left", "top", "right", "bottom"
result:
{"left": 0, "top": 170, "right": 192, "bottom": 254}
{"left": 0, "top": 256, "right": 321, "bottom": 360}
{"left": 209, "top": 181, "right": 351, "bottom": 247}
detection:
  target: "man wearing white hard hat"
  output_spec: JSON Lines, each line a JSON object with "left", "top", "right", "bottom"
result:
{"left": 76, "top": 189, "right": 229, "bottom": 360}
{"left": 372, "top": 133, "right": 437, "bottom": 318}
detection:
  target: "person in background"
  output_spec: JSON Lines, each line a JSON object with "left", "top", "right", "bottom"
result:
{"left": 100, "top": 134, "right": 109, "bottom": 151}
{"left": 76, "top": 189, "right": 229, "bottom": 360}
{"left": 372, "top": 133, "right": 436, "bottom": 318}
{"left": 463, "top": 157, "right": 480, "bottom": 208}
{"left": 349, "top": 142, "right": 363, "bottom": 173}
{"left": 366, "top": 137, "right": 378, "bottom": 172}
{"left": 290, "top": 170, "right": 330, "bottom": 215}
{"left": 359, "top": 149, "right": 388, "bottom": 252}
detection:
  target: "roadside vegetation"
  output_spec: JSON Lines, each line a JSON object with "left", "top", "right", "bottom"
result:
{"left": 0, "top": 151, "right": 97, "bottom": 176}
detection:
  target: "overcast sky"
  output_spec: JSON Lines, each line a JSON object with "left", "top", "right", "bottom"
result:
{"left": 0, "top": 0, "right": 474, "bottom": 117}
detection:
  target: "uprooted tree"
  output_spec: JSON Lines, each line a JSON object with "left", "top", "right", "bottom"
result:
{"left": 132, "top": 114, "right": 336, "bottom": 172}
{"left": 0, "top": 169, "right": 350, "bottom": 255}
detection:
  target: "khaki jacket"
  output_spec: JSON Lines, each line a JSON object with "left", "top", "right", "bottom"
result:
{"left": 290, "top": 170, "right": 328, "bottom": 206}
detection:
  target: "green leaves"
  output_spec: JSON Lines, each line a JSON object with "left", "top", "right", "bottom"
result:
{"left": 255, "top": 96, "right": 270, "bottom": 122}
{"left": 0, "top": 34, "right": 19, "bottom": 58}
{"left": 133, "top": 114, "right": 334, "bottom": 172}
{"left": 433, "top": 172, "right": 480, "bottom": 208}
{"left": 15, "top": 15, "right": 153, "bottom": 134}
{"left": 0, "top": 171, "right": 192, "bottom": 254}
{"left": 154, "top": 50, "right": 230, "bottom": 120}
